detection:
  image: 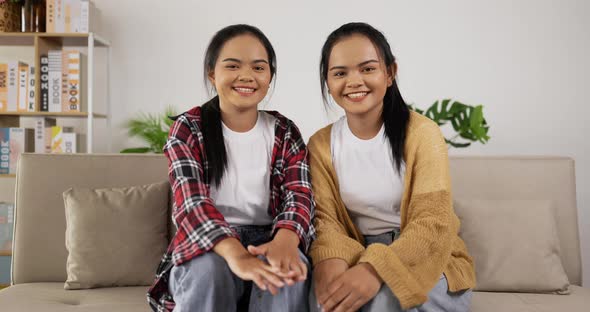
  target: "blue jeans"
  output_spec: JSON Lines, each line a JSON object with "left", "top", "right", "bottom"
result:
{"left": 310, "top": 229, "right": 472, "bottom": 312}
{"left": 169, "top": 225, "right": 311, "bottom": 312}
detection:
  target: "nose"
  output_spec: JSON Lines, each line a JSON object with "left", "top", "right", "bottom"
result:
{"left": 237, "top": 68, "right": 255, "bottom": 82}
{"left": 346, "top": 71, "right": 363, "bottom": 88}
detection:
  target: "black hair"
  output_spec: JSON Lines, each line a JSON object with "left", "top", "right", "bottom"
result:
{"left": 201, "top": 24, "right": 277, "bottom": 187}
{"left": 319, "top": 22, "right": 409, "bottom": 173}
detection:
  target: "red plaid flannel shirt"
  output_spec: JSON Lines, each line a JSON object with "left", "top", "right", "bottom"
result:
{"left": 147, "top": 106, "right": 315, "bottom": 311}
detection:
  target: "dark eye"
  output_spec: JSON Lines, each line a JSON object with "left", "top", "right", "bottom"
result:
{"left": 363, "top": 67, "right": 376, "bottom": 72}
{"left": 254, "top": 66, "right": 265, "bottom": 71}
{"left": 333, "top": 71, "right": 345, "bottom": 77}
{"left": 225, "top": 64, "right": 238, "bottom": 69}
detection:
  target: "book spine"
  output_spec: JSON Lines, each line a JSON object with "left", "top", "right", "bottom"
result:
{"left": 0, "top": 64, "right": 7, "bottom": 112}
{"left": 80, "top": 0, "right": 89, "bottom": 33}
{"left": 40, "top": 55, "right": 49, "bottom": 112}
{"left": 65, "top": 50, "right": 81, "bottom": 112}
{"left": 46, "top": 0, "right": 55, "bottom": 33}
{"left": 48, "top": 51, "right": 62, "bottom": 112}
{"left": 63, "top": 132, "right": 77, "bottom": 153}
{"left": 7, "top": 62, "right": 18, "bottom": 112}
{"left": 17, "top": 63, "right": 28, "bottom": 112}
{"left": 0, "top": 129, "right": 9, "bottom": 174}
{"left": 51, "top": 126, "right": 63, "bottom": 153}
{"left": 28, "top": 66, "right": 35, "bottom": 112}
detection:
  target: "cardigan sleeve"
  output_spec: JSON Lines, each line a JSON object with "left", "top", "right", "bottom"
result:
{"left": 357, "top": 121, "right": 455, "bottom": 309}
{"left": 307, "top": 131, "right": 366, "bottom": 267}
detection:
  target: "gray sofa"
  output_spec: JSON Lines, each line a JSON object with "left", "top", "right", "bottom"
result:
{"left": 0, "top": 154, "right": 588, "bottom": 311}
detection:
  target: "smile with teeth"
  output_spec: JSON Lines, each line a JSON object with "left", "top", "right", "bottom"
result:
{"left": 233, "top": 87, "right": 255, "bottom": 93}
{"left": 346, "top": 92, "right": 369, "bottom": 98}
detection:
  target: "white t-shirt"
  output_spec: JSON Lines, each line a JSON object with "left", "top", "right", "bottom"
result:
{"left": 210, "top": 111, "right": 276, "bottom": 226}
{"left": 331, "top": 116, "right": 405, "bottom": 235}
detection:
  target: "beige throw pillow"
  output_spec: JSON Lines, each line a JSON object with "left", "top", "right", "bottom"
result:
{"left": 454, "top": 199, "right": 569, "bottom": 293}
{"left": 63, "top": 181, "right": 169, "bottom": 290}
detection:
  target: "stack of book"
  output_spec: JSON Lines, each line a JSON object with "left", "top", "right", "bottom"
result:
{"left": 46, "top": 0, "right": 97, "bottom": 33}
{"left": 1, "top": 119, "right": 79, "bottom": 174}
{"left": 0, "top": 62, "right": 35, "bottom": 112}
{"left": 41, "top": 49, "right": 85, "bottom": 113}
{"left": 0, "top": 49, "right": 85, "bottom": 113}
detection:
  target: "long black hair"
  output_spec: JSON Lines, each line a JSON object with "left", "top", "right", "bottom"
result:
{"left": 319, "top": 22, "right": 409, "bottom": 173}
{"left": 201, "top": 24, "right": 277, "bottom": 187}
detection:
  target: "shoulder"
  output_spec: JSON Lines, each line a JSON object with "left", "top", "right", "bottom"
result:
{"left": 261, "top": 110, "right": 303, "bottom": 139}
{"left": 406, "top": 110, "right": 444, "bottom": 145}
{"left": 308, "top": 124, "right": 333, "bottom": 153}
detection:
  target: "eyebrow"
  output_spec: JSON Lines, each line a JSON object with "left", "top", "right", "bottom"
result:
{"left": 329, "top": 59, "right": 380, "bottom": 71}
{"left": 222, "top": 58, "right": 269, "bottom": 64}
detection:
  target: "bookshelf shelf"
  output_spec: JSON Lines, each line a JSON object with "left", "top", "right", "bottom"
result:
{"left": 0, "top": 112, "right": 107, "bottom": 118}
{"left": 0, "top": 175, "right": 16, "bottom": 178}
{"left": 0, "top": 32, "right": 110, "bottom": 47}
{"left": 0, "top": 251, "right": 11, "bottom": 257}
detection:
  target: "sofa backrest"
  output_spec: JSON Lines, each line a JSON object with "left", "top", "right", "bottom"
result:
{"left": 449, "top": 156, "right": 581, "bottom": 286}
{"left": 11, "top": 155, "right": 581, "bottom": 286}
{"left": 12, "top": 154, "right": 169, "bottom": 284}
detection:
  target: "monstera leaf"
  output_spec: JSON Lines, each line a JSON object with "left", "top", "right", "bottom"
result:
{"left": 120, "top": 106, "right": 177, "bottom": 153}
{"left": 409, "top": 99, "right": 490, "bottom": 148}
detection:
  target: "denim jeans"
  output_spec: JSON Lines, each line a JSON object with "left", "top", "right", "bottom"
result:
{"left": 310, "top": 228, "right": 472, "bottom": 312}
{"left": 169, "top": 225, "right": 311, "bottom": 312}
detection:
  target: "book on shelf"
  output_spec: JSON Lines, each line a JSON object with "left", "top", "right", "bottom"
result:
{"left": 50, "top": 126, "right": 79, "bottom": 154}
{"left": 0, "top": 128, "right": 34, "bottom": 174}
{"left": 34, "top": 117, "right": 57, "bottom": 153}
{"left": 47, "top": 0, "right": 97, "bottom": 34}
{"left": 28, "top": 66, "right": 36, "bottom": 112}
{"left": 0, "top": 202, "right": 14, "bottom": 252}
{"left": 48, "top": 50, "right": 62, "bottom": 113}
{"left": 40, "top": 55, "right": 49, "bottom": 112}
{"left": 0, "top": 63, "right": 6, "bottom": 112}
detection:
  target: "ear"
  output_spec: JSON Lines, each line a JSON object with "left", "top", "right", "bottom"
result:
{"left": 207, "top": 70, "right": 216, "bottom": 85}
{"left": 387, "top": 63, "right": 397, "bottom": 87}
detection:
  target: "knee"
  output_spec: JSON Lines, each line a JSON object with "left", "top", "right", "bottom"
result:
{"left": 363, "top": 285, "right": 403, "bottom": 312}
{"left": 180, "top": 252, "right": 232, "bottom": 284}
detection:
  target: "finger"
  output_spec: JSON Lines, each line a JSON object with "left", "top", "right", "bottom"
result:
{"left": 247, "top": 245, "right": 266, "bottom": 257}
{"left": 348, "top": 297, "right": 368, "bottom": 312}
{"left": 322, "top": 286, "right": 350, "bottom": 312}
{"left": 266, "top": 282, "right": 278, "bottom": 296}
{"left": 251, "top": 274, "right": 267, "bottom": 291}
{"left": 259, "top": 269, "right": 285, "bottom": 289}
{"left": 333, "top": 292, "right": 359, "bottom": 312}
{"left": 298, "top": 260, "right": 308, "bottom": 281}
{"left": 318, "top": 279, "right": 341, "bottom": 304}
{"left": 289, "top": 259, "right": 304, "bottom": 281}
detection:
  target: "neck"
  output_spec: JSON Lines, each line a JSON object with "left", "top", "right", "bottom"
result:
{"left": 219, "top": 101, "right": 258, "bottom": 132}
{"left": 346, "top": 103, "right": 383, "bottom": 140}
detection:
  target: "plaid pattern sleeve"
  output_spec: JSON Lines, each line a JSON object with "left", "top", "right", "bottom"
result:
{"left": 269, "top": 114, "right": 316, "bottom": 252}
{"left": 147, "top": 109, "right": 237, "bottom": 311}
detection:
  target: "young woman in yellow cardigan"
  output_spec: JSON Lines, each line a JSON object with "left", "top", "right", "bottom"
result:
{"left": 308, "top": 22, "right": 476, "bottom": 312}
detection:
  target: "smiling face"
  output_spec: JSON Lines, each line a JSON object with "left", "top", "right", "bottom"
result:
{"left": 208, "top": 34, "right": 272, "bottom": 113}
{"left": 326, "top": 34, "right": 394, "bottom": 118}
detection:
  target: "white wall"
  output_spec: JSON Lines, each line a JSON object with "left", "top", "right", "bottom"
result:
{"left": 6, "top": 0, "right": 590, "bottom": 284}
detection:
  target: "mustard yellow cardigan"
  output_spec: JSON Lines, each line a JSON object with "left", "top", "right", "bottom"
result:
{"left": 308, "top": 111, "right": 476, "bottom": 309}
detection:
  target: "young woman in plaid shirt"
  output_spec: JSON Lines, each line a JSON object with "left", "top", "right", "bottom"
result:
{"left": 147, "top": 24, "right": 315, "bottom": 312}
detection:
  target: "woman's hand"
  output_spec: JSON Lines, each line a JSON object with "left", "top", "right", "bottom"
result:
{"left": 312, "top": 258, "right": 349, "bottom": 308}
{"left": 213, "top": 237, "right": 286, "bottom": 295}
{"left": 247, "top": 229, "right": 307, "bottom": 285}
{"left": 318, "top": 263, "right": 383, "bottom": 312}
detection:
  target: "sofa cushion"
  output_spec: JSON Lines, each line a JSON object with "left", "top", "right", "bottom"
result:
{"left": 454, "top": 199, "right": 569, "bottom": 293}
{"left": 471, "top": 286, "right": 590, "bottom": 312}
{"left": 0, "top": 283, "right": 149, "bottom": 312}
{"left": 63, "top": 182, "right": 169, "bottom": 290}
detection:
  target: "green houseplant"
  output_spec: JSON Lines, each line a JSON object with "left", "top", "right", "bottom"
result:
{"left": 410, "top": 99, "right": 490, "bottom": 148}
{"left": 120, "top": 100, "right": 490, "bottom": 153}
{"left": 120, "top": 107, "right": 177, "bottom": 153}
